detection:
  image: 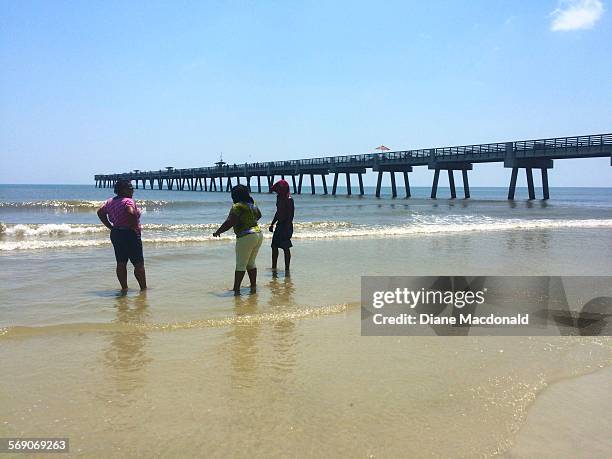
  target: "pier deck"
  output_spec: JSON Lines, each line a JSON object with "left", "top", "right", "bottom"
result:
{"left": 95, "top": 133, "right": 612, "bottom": 200}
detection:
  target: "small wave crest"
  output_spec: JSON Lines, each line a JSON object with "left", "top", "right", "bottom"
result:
{"left": 0, "top": 199, "right": 184, "bottom": 211}
{"left": 0, "top": 221, "right": 354, "bottom": 238}
{"left": 0, "top": 303, "right": 352, "bottom": 338}
{"left": 0, "top": 200, "right": 103, "bottom": 209}
{"left": 1, "top": 223, "right": 107, "bottom": 237}
{"left": 1, "top": 219, "right": 611, "bottom": 251}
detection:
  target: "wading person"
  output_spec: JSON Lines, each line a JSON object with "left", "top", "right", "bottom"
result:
{"left": 97, "top": 179, "right": 147, "bottom": 291}
{"left": 213, "top": 184, "right": 263, "bottom": 294}
{"left": 269, "top": 179, "right": 294, "bottom": 273}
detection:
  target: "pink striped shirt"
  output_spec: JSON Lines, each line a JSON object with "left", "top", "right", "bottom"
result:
{"left": 100, "top": 197, "right": 142, "bottom": 234}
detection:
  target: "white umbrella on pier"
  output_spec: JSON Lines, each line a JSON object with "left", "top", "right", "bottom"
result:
{"left": 375, "top": 145, "right": 390, "bottom": 158}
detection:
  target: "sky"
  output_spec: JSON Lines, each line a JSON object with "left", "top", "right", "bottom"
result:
{"left": 1, "top": 0, "right": 611, "bottom": 187}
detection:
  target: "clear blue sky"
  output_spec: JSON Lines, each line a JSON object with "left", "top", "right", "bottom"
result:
{"left": 1, "top": 0, "right": 611, "bottom": 186}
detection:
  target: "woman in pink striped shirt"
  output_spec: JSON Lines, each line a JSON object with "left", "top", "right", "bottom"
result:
{"left": 97, "top": 179, "right": 147, "bottom": 291}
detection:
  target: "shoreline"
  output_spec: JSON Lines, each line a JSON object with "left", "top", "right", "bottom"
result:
{"left": 506, "top": 365, "right": 612, "bottom": 458}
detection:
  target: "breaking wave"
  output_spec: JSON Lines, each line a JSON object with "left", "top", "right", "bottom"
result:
{"left": 0, "top": 200, "right": 206, "bottom": 211}
{"left": 1, "top": 223, "right": 107, "bottom": 236}
{"left": 1, "top": 218, "right": 612, "bottom": 251}
{"left": 0, "top": 221, "right": 351, "bottom": 237}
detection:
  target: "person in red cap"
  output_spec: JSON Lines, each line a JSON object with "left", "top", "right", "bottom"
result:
{"left": 269, "top": 179, "right": 295, "bottom": 273}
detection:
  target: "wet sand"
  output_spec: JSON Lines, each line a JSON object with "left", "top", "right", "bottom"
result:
{"left": 506, "top": 366, "right": 612, "bottom": 459}
{"left": 1, "top": 304, "right": 610, "bottom": 458}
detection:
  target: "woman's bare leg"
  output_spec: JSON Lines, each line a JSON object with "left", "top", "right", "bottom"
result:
{"left": 271, "top": 247, "right": 279, "bottom": 270}
{"left": 233, "top": 270, "right": 246, "bottom": 294}
{"left": 247, "top": 268, "right": 257, "bottom": 293}
{"left": 283, "top": 248, "right": 291, "bottom": 272}
{"left": 116, "top": 262, "right": 128, "bottom": 291}
{"left": 133, "top": 262, "right": 147, "bottom": 290}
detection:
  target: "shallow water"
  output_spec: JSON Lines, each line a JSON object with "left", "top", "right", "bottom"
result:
{"left": 1, "top": 184, "right": 611, "bottom": 456}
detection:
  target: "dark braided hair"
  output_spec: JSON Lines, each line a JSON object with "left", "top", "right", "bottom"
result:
{"left": 230, "top": 184, "right": 254, "bottom": 204}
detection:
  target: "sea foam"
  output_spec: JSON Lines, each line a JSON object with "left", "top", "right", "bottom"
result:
{"left": 1, "top": 218, "right": 611, "bottom": 251}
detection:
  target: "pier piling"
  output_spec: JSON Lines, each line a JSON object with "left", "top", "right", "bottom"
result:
{"left": 431, "top": 170, "right": 440, "bottom": 199}
{"left": 375, "top": 171, "right": 383, "bottom": 198}
{"left": 448, "top": 170, "right": 456, "bottom": 199}
{"left": 504, "top": 145, "right": 553, "bottom": 199}
{"left": 390, "top": 172, "right": 397, "bottom": 198}
{"left": 332, "top": 173, "right": 339, "bottom": 196}
{"left": 462, "top": 170, "right": 470, "bottom": 199}
{"left": 403, "top": 171, "right": 411, "bottom": 198}
{"left": 429, "top": 163, "right": 471, "bottom": 199}
{"left": 508, "top": 168, "right": 518, "bottom": 199}
{"left": 542, "top": 169, "right": 549, "bottom": 200}
{"left": 525, "top": 168, "right": 535, "bottom": 200}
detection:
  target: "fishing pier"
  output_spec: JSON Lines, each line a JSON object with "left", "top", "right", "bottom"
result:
{"left": 95, "top": 133, "right": 612, "bottom": 200}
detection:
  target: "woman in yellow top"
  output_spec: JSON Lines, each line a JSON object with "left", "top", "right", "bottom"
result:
{"left": 213, "top": 184, "right": 263, "bottom": 294}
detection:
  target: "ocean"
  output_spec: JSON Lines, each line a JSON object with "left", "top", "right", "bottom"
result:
{"left": 1, "top": 183, "right": 611, "bottom": 457}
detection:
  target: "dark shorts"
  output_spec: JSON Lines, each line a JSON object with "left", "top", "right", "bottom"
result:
{"left": 271, "top": 222, "right": 293, "bottom": 250}
{"left": 110, "top": 228, "right": 144, "bottom": 265}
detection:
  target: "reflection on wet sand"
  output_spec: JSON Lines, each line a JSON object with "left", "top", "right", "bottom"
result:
{"left": 505, "top": 228, "right": 550, "bottom": 251}
{"left": 225, "top": 274, "right": 299, "bottom": 390}
{"left": 100, "top": 292, "right": 152, "bottom": 403}
{"left": 268, "top": 275, "right": 297, "bottom": 380}
{"left": 268, "top": 272, "right": 296, "bottom": 307}
{"left": 227, "top": 293, "right": 261, "bottom": 389}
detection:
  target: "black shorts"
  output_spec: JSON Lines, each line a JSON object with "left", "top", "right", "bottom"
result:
{"left": 271, "top": 222, "right": 293, "bottom": 249}
{"left": 110, "top": 228, "right": 144, "bottom": 264}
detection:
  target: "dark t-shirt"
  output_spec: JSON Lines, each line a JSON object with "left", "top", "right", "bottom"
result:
{"left": 276, "top": 197, "right": 294, "bottom": 223}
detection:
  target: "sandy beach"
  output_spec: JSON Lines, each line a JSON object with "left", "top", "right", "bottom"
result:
{"left": 2, "top": 304, "right": 611, "bottom": 457}
{"left": 507, "top": 366, "right": 612, "bottom": 458}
